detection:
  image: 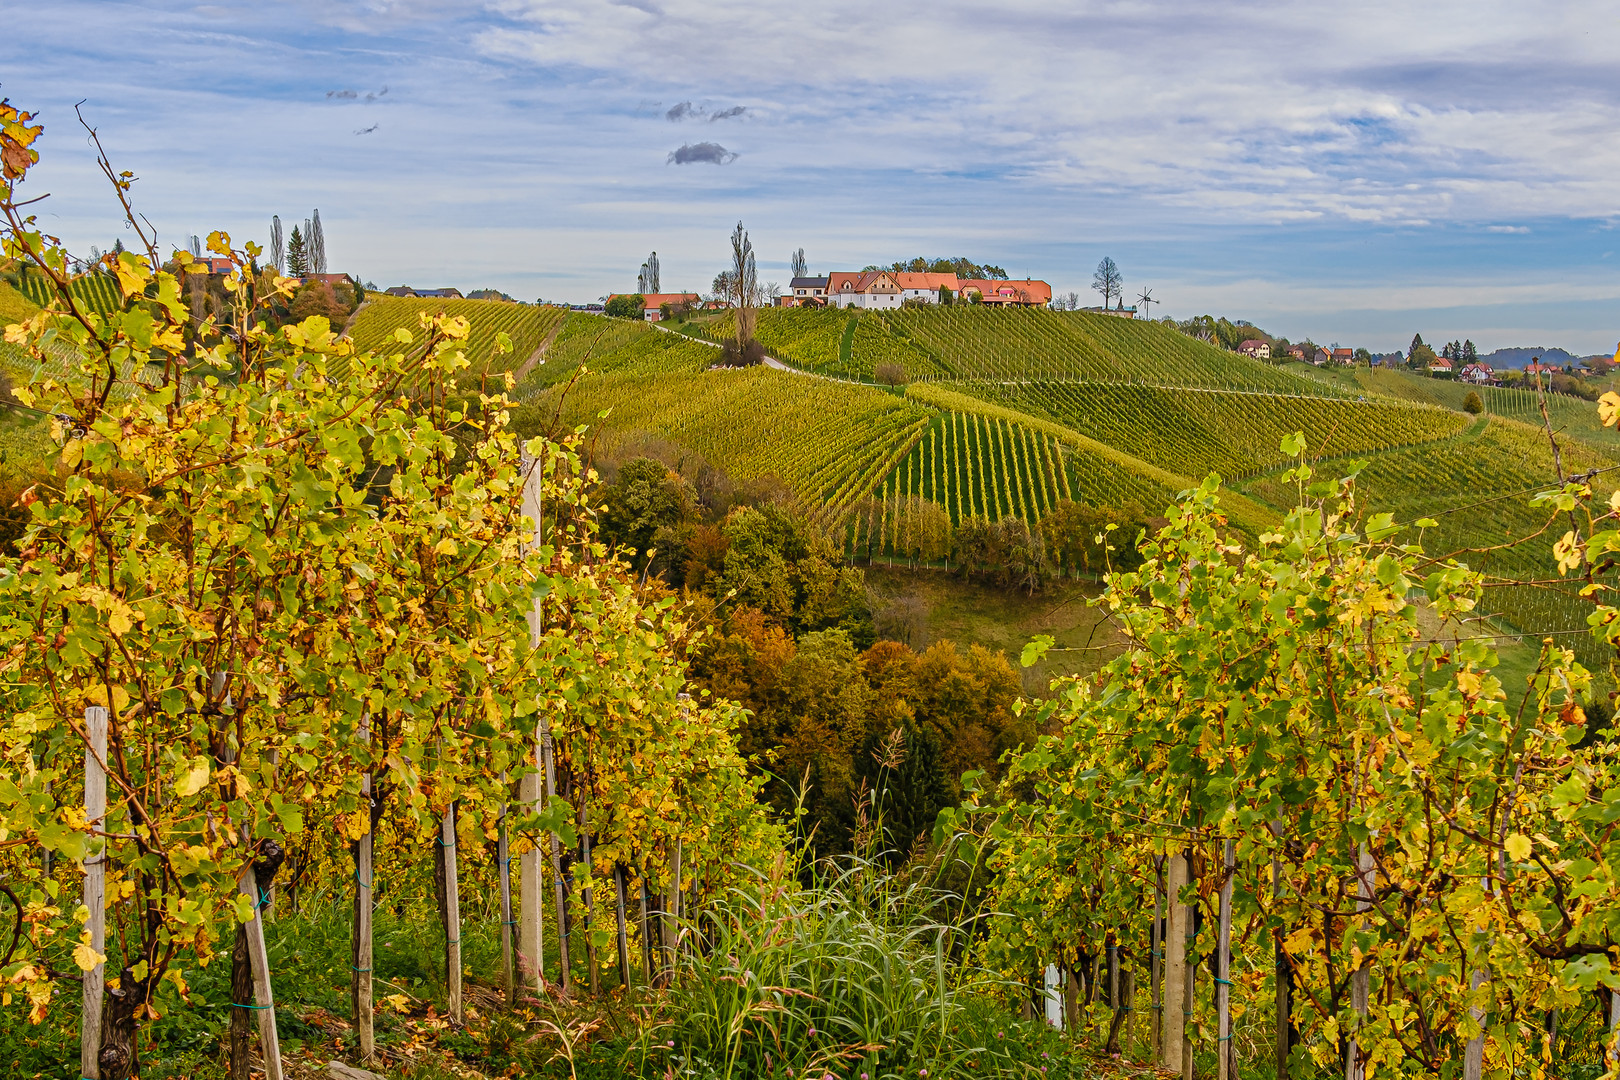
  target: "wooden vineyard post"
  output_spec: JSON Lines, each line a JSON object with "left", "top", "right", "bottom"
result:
{"left": 441, "top": 804, "right": 463, "bottom": 1023}
{"left": 640, "top": 879, "right": 656, "bottom": 985}
{"left": 497, "top": 787, "right": 515, "bottom": 1004}
{"left": 353, "top": 715, "right": 375, "bottom": 1063}
{"left": 230, "top": 925, "right": 251, "bottom": 1080}
{"left": 238, "top": 850, "right": 285, "bottom": 1080}
{"left": 580, "top": 798, "right": 599, "bottom": 996}
{"left": 1347, "top": 841, "right": 1373, "bottom": 1080}
{"left": 1161, "top": 850, "right": 1190, "bottom": 1075}
{"left": 81, "top": 705, "right": 107, "bottom": 1080}
{"left": 1464, "top": 872, "right": 1494, "bottom": 1080}
{"left": 521, "top": 452, "right": 569, "bottom": 992}
{"left": 519, "top": 759, "right": 543, "bottom": 993}
{"left": 1274, "top": 854, "right": 1292, "bottom": 1079}
{"left": 1181, "top": 862, "right": 1196, "bottom": 1080}
{"left": 614, "top": 864, "right": 631, "bottom": 990}
{"left": 1217, "top": 839, "right": 1235, "bottom": 1080}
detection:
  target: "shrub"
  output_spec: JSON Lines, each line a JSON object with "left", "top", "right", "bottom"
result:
{"left": 717, "top": 337, "right": 766, "bottom": 367}
{"left": 605, "top": 292, "right": 645, "bottom": 319}
{"left": 1463, "top": 390, "right": 1484, "bottom": 415}
{"left": 874, "top": 360, "right": 907, "bottom": 387}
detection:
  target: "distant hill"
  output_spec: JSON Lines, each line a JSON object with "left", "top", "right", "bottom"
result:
{"left": 1482, "top": 346, "right": 1583, "bottom": 369}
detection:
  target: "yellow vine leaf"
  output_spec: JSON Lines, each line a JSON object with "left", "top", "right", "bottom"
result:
{"left": 73, "top": 941, "right": 106, "bottom": 972}
{"left": 1600, "top": 391, "right": 1620, "bottom": 429}
{"left": 172, "top": 757, "right": 211, "bottom": 798}
{"left": 1505, "top": 833, "right": 1532, "bottom": 862}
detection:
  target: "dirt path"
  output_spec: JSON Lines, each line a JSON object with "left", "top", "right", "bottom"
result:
{"left": 509, "top": 315, "right": 569, "bottom": 383}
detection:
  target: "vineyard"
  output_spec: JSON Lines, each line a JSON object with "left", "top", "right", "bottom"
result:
{"left": 514, "top": 315, "right": 717, "bottom": 392}
{"left": 955, "top": 379, "right": 1469, "bottom": 480}
{"left": 342, "top": 295, "right": 566, "bottom": 384}
{"left": 538, "top": 364, "right": 933, "bottom": 528}
{"left": 1244, "top": 414, "right": 1620, "bottom": 664}
{"left": 745, "top": 306, "right": 1341, "bottom": 392}
{"left": 6, "top": 262, "right": 121, "bottom": 313}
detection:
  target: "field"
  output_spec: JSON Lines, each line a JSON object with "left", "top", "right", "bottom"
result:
{"left": 7, "top": 264, "right": 122, "bottom": 314}
{"left": 536, "top": 364, "right": 933, "bottom": 528}
{"left": 1242, "top": 415, "right": 1619, "bottom": 664}
{"left": 956, "top": 379, "right": 1469, "bottom": 480}
{"left": 514, "top": 316, "right": 718, "bottom": 392}
{"left": 746, "top": 306, "right": 1341, "bottom": 392}
{"left": 342, "top": 295, "right": 566, "bottom": 385}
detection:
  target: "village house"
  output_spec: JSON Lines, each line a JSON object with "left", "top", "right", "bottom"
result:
{"left": 1238, "top": 339, "right": 1271, "bottom": 359}
{"left": 781, "top": 276, "right": 829, "bottom": 307}
{"left": 385, "top": 286, "right": 463, "bottom": 299}
{"left": 1285, "top": 344, "right": 1307, "bottom": 361}
{"left": 817, "top": 271, "right": 1051, "bottom": 309}
{"left": 605, "top": 292, "right": 703, "bottom": 321}
{"left": 826, "top": 271, "right": 904, "bottom": 309}
{"left": 894, "top": 272, "right": 960, "bottom": 304}
{"left": 1332, "top": 348, "right": 1354, "bottom": 364}
{"left": 1428, "top": 357, "right": 1454, "bottom": 375}
{"left": 1459, "top": 362, "right": 1494, "bottom": 385}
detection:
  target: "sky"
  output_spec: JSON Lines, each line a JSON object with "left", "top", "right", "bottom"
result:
{"left": 5, "top": 0, "right": 1620, "bottom": 354}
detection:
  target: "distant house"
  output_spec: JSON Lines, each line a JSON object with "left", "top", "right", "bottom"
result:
{"left": 1238, "top": 339, "right": 1271, "bottom": 359}
{"left": 1459, "top": 362, "right": 1494, "bottom": 384}
{"left": 385, "top": 286, "right": 463, "bottom": 299}
{"left": 1523, "top": 359, "right": 1556, "bottom": 376}
{"left": 193, "top": 256, "right": 235, "bottom": 275}
{"left": 827, "top": 271, "right": 903, "bottom": 310}
{"left": 1332, "top": 348, "right": 1353, "bottom": 364}
{"left": 641, "top": 293, "right": 701, "bottom": 321}
{"left": 961, "top": 279, "right": 1052, "bottom": 307}
{"left": 1429, "top": 357, "right": 1454, "bottom": 374}
{"left": 894, "top": 272, "right": 962, "bottom": 304}
{"left": 782, "top": 276, "right": 829, "bottom": 307}
{"left": 301, "top": 272, "right": 351, "bottom": 286}
{"left": 1312, "top": 349, "right": 1330, "bottom": 365}
{"left": 1285, "top": 344, "right": 1307, "bottom": 361}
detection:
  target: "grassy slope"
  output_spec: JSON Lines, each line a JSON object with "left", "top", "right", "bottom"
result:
{"left": 342, "top": 295, "right": 566, "bottom": 383}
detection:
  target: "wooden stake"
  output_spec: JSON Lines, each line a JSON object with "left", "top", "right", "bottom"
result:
{"left": 545, "top": 733, "right": 570, "bottom": 992}
{"left": 442, "top": 804, "right": 463, "bottom": 1023}
{"left": 1160, "top": 853, "right": 1186, "bottom": 1074}
{"left": 1217, "top": 839, "right": 1235, "bottom": 1080}
{"left": 519, "top": 765, "right": 543, "bottom": 993}
{"left": 353, "top": 715, "right": 374, "bottom": 1063}
{"left": 1181, "top": 854, "right": 1195, "bottom": 1080}
{"left": 614, "top": 864, "right": 631, "bottom": 989}
{"left": 238, "top": 863, "right": 283, "bottom": 1080}
{"left": 579, "top": 801, "right": 599, "bottom": 996}
{"left": 1274, "top": 855, "right": 1291, "bottom": 1080}
{"left": 1151, "top": 857, "right": 1164, "bottom": 1064}
{"left": 670, "top": 835, "right": 684, "bottom": 966}
{"left": 1347, "top": 842, "right": 1373, "bottom": 1080}
{"left": 229, "top": 925, "right": 251, "bottom": 1080}
{"left": 497, "top": 788, "right": 515, "bottom": 1004}
{"left": 81, "top": 705, "right": 107, "bottom": 1080}
{"left": 523, "top": 452, "right": 571, "bottom": 993}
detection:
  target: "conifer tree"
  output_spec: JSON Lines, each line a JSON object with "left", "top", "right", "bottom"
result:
{"left": 286, "top": 225, "right": 309, "bottom": 277}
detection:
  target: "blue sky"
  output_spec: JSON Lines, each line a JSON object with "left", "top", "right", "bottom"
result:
{"left": 6, "top": 0, "right": 1620, "bottom": 353}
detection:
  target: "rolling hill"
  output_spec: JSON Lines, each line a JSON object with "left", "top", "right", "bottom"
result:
{"left": 2, "top": 278, "right": 1608, "bottom": 667}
